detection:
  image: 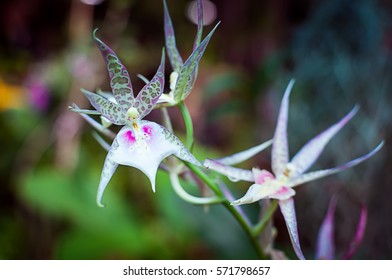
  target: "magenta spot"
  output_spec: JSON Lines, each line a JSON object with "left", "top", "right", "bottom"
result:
{"left": 124, "top": 130, "right": 136, "bottom": 143}
{"left": 276, "top": 186, "right": 290, "bottom": 195}
{"left": 142, "top": 125, "right": 153, "bottom": 136}
{"left": 255, "top": 170, "right": 275, "bottom": 184}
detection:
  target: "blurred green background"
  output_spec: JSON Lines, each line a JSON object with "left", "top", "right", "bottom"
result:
{"left": 1, "top": 0, "right": 391, "bottom": 259}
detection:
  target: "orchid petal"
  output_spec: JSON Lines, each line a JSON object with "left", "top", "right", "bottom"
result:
{"left": 93, "top": 29, "right": 134, "bottom": 110}
{"left": 272, "top": 80, "right": 294, "bottom": 177}
{"left": 204, "top": 159, "right": 254, "bottom": 182}
{"left": 231, "top": 181, "right": 295, "bottom": 205}
{"left": 279, "top": 198, "right": 306, "bottom": 260}
{"left": 174, "top": 22, "right": 220, "bottom": 101}
{"left": 81, "top": 89, "right": 125, "bottom": 125}
{"left": 215, "top": 139, "right": 272, "bottom": 166}
{"left": 96, "top": 147, "right": 119, "bottom": 207}
{"left": 68, "top": 104, "right": 101, "bottom": 115}
{"left": 192, "top": 0, "right": 203, "bottom": 50}
{"left": 110, "top": 121, "right": 200, "bottom": 192}
{"left": 288, "top": 141, "right": 384, "bottom": 188}
{"left": 253, "top": 168, "right": 275, "bottom": 184}
{"left": 96, "top": 90, "right": 117, "bottom": 104}
{"left": 137, "top": 74, "right": 150, "bottom": 85}
{"left": 159, "top": 124, "right": 201, "bottom": 166}
{"left": 315, "top": 196, "right": 337, "bottom": 260}
{"left": 289, "top": 106, "right": 359, "bottom": 177}
{"left": 342, "top": 203, "right": 367, "bottom": 259}
{"left": 135, "top": 49, "right": 165, "bottom": 119}
{"left": 163, "top": 0, "right": 183, "bottom": 73}
{"left": 71, "top": 103, "right": 116, "bottom": 139}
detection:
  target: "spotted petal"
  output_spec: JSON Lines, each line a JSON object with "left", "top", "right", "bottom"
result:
{"left": 174, "top": 22, "right": 220, "bottom": 102}
{"left": 288, "top": 141, "right": 384, "bottom": 188}
{"left": 93, "top": 29, "right": 134, "bottom": 110}
{"left": 315, "top": 196, "right": 337, "bottom": 260}
{"left": 97, "top": 149, "right": 119, "bottom": 207}
{"left": 81, "top": 89, "right": 125, "bottom": 125}
{"left": 289, "top": 106, "right": 359, "bottom": 177}
{"left": 272, "top": 80, "right": 294, "bottom": 177}
{"left": 279, "top": 198, "right": 306, "bottom": 260}
{"left": 163, "top": 0, "right": 183, "bottom": 73}
{"left": 135, "top": 49, "right": 165, "bottom": 119}
{"left": 192, "top": 0, "right": 204, "bottom": 51}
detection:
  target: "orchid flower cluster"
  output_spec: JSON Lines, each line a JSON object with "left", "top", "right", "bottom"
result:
{"left": 69, "top": 0, "right": 383, "bottom": 259}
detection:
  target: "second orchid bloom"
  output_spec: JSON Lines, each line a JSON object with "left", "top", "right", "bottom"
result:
{"left": 204, "top": 80, "right": 383, "bottom": 259}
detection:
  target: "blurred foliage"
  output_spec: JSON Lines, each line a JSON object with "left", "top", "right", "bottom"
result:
{"left": 1, "top": 0, "right": 392, "bottom": 259}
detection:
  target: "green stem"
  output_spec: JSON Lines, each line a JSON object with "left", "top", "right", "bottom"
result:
{"left": 170, "top": 172, "right": 223, "bottom": 205}
{"left": 178, "top": 101, "right": 194, "bottom": 151}
{"left": 252, "top": 200, "right": 279, "bottom": 237}
{"left": 184, "top": 162, "right": 267, "bottom": 259}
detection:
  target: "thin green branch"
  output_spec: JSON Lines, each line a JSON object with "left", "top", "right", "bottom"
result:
{"left": 170, "top": 172, "right": 223, "bottom": 205}
{"left": 184, "top": 162, "right": 268, "bottom": 259}
{"left": 178, "top": 101, "right": 194, "bottom": 151}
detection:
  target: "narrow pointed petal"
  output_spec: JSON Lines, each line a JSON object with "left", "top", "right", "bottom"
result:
{"left": 192, "top": 0, "right": 203, "bottom": 50}
{"left": 163, "top": 0, "right": 183, "bottom": 73}
{"left": 68, "top": 103, "right": 101, "bottom": 115}
{"left": 174, "top": 22, "right": 220, "bottom": 101}
{"left": 279, "top": 198, "right": 306, "bottom": 260}
{"left": 204, "top": 159, "right": 254, "bottom": 182}
{"left": 160, "top": 125, "right": 201, "bottom": 166}
{"left": 316, "top": 196, "right": 337, "bottom": 260}
{"left": 215, "top": 139, "right": 272, "bottom": 165}
{"left": 96, "top": 148, "right": 119, "bottom": 207}
{"left": 272, "top": 80, "right": 294, "bottom": 177}
{"left": 288, "top": 141, "right": 384, "bottom": 187}
{"left": 93, "top": 29, "right": 134, "bottom": 110}
{"left": 343, "top": 203, "right": 367, "bottom": 259}
{"left": 81, "top": 89, "right": 125, "bottom": 125}
{"left": 135, "top": 49, "right": 165, "bottom": 119}
{"left": 290, "top": 106, "right": 359, "bottom": 177}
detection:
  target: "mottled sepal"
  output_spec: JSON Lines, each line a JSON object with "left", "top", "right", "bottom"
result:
{"left": 93, "top": 29, "right": 134, "bottom": 110}
{"left": 174, "top": 22, "right": 220, "bottom": 102}
{"left": 193, "top": 0, "right": 204, "bottom": 50}
{"left": 135, "top": 49, "right": 165, "bottom": 119}
{"left": 81, "top": 88, "right": 125, "bottom": 125}
{"left": 163, "top": 0, "right": 183, "bottom": 73}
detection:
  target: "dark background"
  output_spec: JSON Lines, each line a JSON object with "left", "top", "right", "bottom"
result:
{"left": 0, "top": 0, "right": 391, "bottom": 259}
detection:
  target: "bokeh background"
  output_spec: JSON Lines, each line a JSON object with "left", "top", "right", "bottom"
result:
{"left": 1, "top": 0, "right": 391, "bottom": 259}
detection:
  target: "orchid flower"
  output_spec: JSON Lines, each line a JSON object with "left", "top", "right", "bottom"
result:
{"left": 158, "top": 0, "right": 219, "bottom": 106}
{"left": 316, "top": 196, "right": 367, "bottom": 259}
{"left": 204, "top": 80, "right": 383, "bottom": 259}
{"left": 71, "top": 30, "right": 201, "bottom": 207}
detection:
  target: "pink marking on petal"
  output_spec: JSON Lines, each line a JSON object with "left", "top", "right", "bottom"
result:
{"left": 124, "top": 130, "right": 136, "bottom": 143}
{"left": 254, "top": 170, "right": 275, "bottom": 184}
{"left": 270, "top": 186, "right": 295, "bottom": 200}
{"left": 142, "top": 125, "right": 153, "bottom": 136}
